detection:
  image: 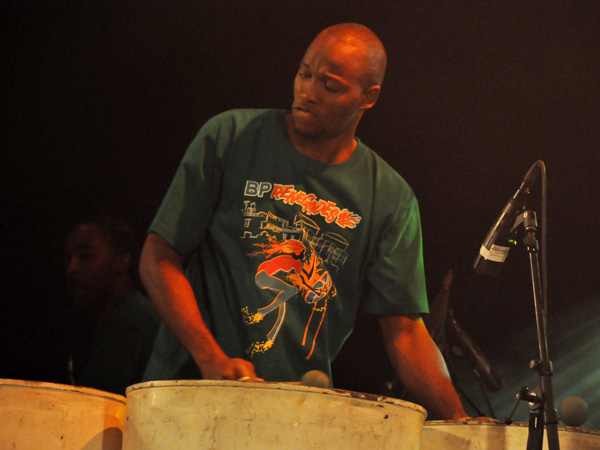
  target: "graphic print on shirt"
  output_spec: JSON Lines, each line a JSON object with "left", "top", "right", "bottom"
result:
{"left": 241, "top": 181, "right": 360, "bottom": 359}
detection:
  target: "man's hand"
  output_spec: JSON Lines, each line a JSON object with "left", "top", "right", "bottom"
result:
{"left": 458, "top": 416, "right": 501, "bottom": 423}
{"left": 200, "top": 355, "right": 264, "bottom": 382}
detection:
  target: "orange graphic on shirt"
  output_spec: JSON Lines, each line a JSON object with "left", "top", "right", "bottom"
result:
{"left": 242, "top": 236, "right": 336, "bottom": 359}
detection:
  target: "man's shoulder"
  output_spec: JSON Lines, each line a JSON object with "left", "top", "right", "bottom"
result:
{"left": 207, "top": 108, "right": 284, "bottom": 129}
{"left": 358, "top": 141, "right": 415, "bottom": 198}
{"left": 182, "top": 109, "right": 285, "bottom": 157}
{"left": 108, "top": 290, "right": 160, "bottom": 328}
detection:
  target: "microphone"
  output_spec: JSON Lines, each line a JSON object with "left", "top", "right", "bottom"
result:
{"left": 447, "top": 308, "right": 504, "bottom": 392}
{"left": 473, "top": 162, "right": 541, "bottom": 275}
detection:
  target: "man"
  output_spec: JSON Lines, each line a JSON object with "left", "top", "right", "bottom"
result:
{"left": 140, "top": 23, "right": 470, "bottom": 420}
{"left": 65, "top": 215, "right": 160, "bottom": 395}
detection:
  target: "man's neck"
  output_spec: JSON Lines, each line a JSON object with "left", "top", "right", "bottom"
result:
{"left": 285, "top": 113, "right": 358, "bottom": 164}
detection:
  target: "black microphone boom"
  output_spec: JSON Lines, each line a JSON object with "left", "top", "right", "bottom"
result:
{"left": 447, "top": 308, "right": 504, "bottom": 392}
{"left": 473, "top": 162, "right": 541, "bottom": 275}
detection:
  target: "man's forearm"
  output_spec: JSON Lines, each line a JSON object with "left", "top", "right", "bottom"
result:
{"left": 380, "top": 315, "right": 467, "bottom": 420}
{"left": 139, "top": 233, "right": 228, "bottom": 374}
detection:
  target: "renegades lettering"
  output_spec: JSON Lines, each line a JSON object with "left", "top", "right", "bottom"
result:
{"left": 270, "top": 184, "right": 361, "bottom": 229}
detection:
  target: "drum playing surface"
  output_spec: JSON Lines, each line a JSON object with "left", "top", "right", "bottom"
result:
{"left": 123, "top": 379, "right": 427, "bottom": 450}
{"left": 420, "top": 420, "right": 600, "bottom": 450}
{"left": 0, "top": 378, "right": 126, "bottom": 450}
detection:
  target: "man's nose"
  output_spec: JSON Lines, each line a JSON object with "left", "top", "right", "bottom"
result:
{"left": 66, "top": 256, "right": 78, "bottom": 275}
{"left": 298, "top": 78, "right": 318, "bottom": 103}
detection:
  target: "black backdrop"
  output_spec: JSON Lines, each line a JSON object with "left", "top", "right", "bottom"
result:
{"left": 2, "top": 1, "right": 599, "bottom": 427}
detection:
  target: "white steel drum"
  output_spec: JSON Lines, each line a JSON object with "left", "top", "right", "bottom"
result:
{"left": 123, "top": 380, "right": 427, "bottom": 450}
{"left": 420, "top": 420, "right": 600, "bottom": 450}
{"left": 0, "top": 378, "right": 127, "bottom": 450}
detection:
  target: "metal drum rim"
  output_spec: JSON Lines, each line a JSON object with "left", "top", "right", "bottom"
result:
{"left": 126, "top": 379, "right": 427, "bottom": 416}
{"left": 0, "top": 378, "right": 127, "bottom": 404}
{"left": 423, "top": 419, "right": 600, "bottom": 435}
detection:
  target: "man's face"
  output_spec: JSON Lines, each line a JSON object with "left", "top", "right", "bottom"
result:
{"left": 290, "top": 35, "right": 374, "bottom": 140}
{"left": 65, "top": 224, "right": 119, "bottom": 308}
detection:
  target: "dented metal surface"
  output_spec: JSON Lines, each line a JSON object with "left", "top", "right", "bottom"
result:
{"left": 123, "top": 380, "right": 427, "bottom": 450}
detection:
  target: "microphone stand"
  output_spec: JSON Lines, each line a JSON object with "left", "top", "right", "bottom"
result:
{"left": 506, "top": 210, "right": 560, "bottom": 450}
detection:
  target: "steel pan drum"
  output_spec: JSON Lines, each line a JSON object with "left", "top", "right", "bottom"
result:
{"left": 420, "top": 420, "right": 600, "bottom": 450}
{"left": 0, "top": 378, "right": 126, "bottom": 450}
{"left": 123, "top": 380, "right": 427, "bottom": 450}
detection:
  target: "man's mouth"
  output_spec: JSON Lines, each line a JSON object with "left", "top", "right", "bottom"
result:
{"left": 67, "top": 279, "right": 88, "bottom": 292}
{"left": 292, "top": 103, "right": 316, "bottom": 116}
{"left": 293, "top": 104, "right": 315, "bottom": 116}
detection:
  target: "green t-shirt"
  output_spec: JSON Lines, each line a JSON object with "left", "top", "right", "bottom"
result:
{"left": 78, "top": 290, "right": 160, "bottom": 395}
{"left": 144, "top": 109, "right": 428, "bottom": 382}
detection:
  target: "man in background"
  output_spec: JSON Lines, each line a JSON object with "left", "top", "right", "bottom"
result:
{"left": 65, "top": 215, "right": 160, "bottom": 395}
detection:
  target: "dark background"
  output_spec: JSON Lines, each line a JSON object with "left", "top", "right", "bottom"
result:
{"left": 2, "top": 1, "right": 599, "bottom": 429}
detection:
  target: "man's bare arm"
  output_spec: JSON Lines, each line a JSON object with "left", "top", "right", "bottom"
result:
{"left": 139, "top": 232, "right": 260, "bottom": 380}
{"left": 379, "top": 314, "right": 467, "bottom": 420}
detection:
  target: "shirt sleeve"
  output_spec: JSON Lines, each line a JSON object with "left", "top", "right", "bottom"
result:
{"left": 148, "top": 114, "right": 230, "bottom": 256}
{"left": 362, "top": 191, "right": 429, "bottom": 316}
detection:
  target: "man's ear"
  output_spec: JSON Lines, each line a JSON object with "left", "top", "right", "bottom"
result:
{"left": 360, "top": 85, "right": 381, "bottom": 110}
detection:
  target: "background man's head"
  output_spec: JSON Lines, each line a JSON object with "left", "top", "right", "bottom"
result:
{"left": 65, "top": 216, "right": 136, "bottom": 313}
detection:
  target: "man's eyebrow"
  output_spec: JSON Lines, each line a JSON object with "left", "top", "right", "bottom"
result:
{"left": 298, "top": 60, "right": 352, "bottom": 86}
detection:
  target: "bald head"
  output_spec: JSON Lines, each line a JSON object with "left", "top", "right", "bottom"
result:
{"left": 288, "top": 23, "right": 386, "bottom": 156}
{"left": 311, "top": 23, "right": 387, "bottom": 88}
